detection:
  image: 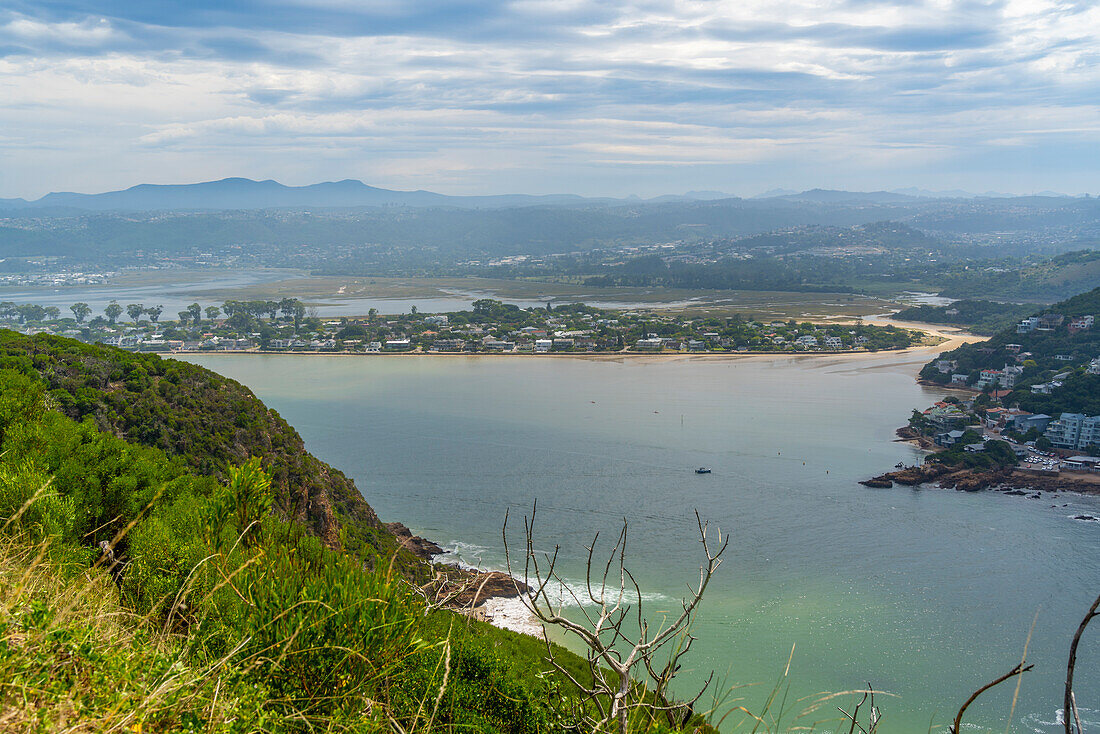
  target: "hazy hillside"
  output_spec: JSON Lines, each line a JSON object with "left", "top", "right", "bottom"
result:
{"left": 0, "top": 199, "right": 915, "bottom": 259}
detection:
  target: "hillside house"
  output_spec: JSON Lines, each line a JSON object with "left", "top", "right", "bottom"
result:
{"left": 1069, "top": 315, "right": 1094, "bottom": 333}
{"left": 1017, "top": 317, "right": 1041, "bottom": 333}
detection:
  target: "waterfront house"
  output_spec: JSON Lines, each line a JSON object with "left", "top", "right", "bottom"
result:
{"left": 824, "top": 336, "right": 844, "bottom": 349}
{"left": 925, "top": 404, "right": 968, "bottom": 430}
{"left": 483, "top": 338, "right": 516, "bottom": 352}
{"left": 1064, "top": 456, "right": 1100, "bottom": 471}
{"left": 385, "top": 339, "right": 412, "bottom": 351}
{"left": 935, "top": 359, "right": 958, "bottom": 374}
{"left": 935, "top": 429, "right": 966, "bottom": 447}
{"left": 535, "top": 339, "right": 553, "bottom": 353}
{"left": 951, "top": 373, "right": 970, "bottom": 385}
{"left": 634, "top": 337, "right": 663, "bottom": 351}
{"left": 431, "top": 339, "right": 466, "bottom": 352}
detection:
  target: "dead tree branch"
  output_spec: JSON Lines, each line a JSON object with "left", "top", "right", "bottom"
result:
{"left": 951, "top": 663, "right": 1034, "bottom": 734}
{"left": 1065, "top": 592, "right": 1100, "bottom": 734}
{"left": 504, "top": 502, "right": 727, "bottom": 734}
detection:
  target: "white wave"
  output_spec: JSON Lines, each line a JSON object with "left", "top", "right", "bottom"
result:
{"left": 1020, "top": 707, "right": 1099, "bottom": 732}
{"left": 434, "top": 541, "right": 674, "bottom": 610}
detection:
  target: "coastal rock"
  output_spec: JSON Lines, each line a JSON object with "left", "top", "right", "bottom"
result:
{"left": 423, "top": 568, "right": 533, "bottom": 609}
{"left": 385, "top": 522, "right": 444, "bottom": 560}
{"left": 861, "top": 463, "right": 952, "bottom": 488}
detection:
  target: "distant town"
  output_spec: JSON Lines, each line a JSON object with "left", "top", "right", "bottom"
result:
{"left": 0, "top": 297, "right": 920, "bottom": 355}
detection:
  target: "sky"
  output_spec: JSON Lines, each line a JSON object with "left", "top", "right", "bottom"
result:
{"left": 1, "top": 0, "right": 1098, "bottom": 199}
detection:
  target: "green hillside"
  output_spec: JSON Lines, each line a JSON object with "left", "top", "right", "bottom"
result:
{"left": 892, "top": 299, "right": 1036, "bottom": 335}
{"left": 920, "top": 286, "right": 1100, "bottom": 414}
{"left": 0, "top": 367, "right": 596, "bottom": 732}
{"left": 0, "top": 330, "right": 402, "bottom": 567}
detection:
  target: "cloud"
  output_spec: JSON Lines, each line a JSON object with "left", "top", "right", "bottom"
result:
{"left": 1, "top": 0, "right": 1099, "bottom": 197}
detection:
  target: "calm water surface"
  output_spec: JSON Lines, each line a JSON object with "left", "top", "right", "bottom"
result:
{"left": 182, "top": 351, "right": 1100, "bottom": 733}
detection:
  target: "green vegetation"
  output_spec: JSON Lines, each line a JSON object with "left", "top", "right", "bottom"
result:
{"left": 0, "top": 374, "right": 597, "bottom": 731}
{"left": 925, "top": 432, "right": 1019, "bottom": 470}
{"left": 0, "top": 297, "right": 919, "bottom": 356}
{"left": 0, "top": 329, "right": 404, "bottom": 568}
{"left": 892, "top": 299, "right": 1037, "bottom": 335}
{"left": 1014, "top": 372, "right": 1100, "bottom": 416}
{"left": 920, "top": 287, "right": 1100, "bottom": 416}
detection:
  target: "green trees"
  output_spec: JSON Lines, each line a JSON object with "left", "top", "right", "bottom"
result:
{"left": 145, "top": 305, "right": 163, "bottom": 323}
{"left": 187, "top": 302, "right": 202, "bottom": 326}
{"left": 16, "top": 304, "right": 46, "bottom": 323}
{"left": 69, "top": 302, "right": 91, "bottom": 323}
{"left": 126, "top": 303, "right": 144, "bottom": 322}
{"left": 204, "top": 305, "right": 220, "bottom": 322}
{"left": 104, "top": 302, "right": 123, "bottom": 324}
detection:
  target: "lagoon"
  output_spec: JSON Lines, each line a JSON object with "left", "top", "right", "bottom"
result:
{"left": 181, "top": 350, "right": 1100, "bottom": 732}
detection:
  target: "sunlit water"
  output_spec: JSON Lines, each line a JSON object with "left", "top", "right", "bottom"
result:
{"left": 180, "top": 351, "right": 1100, "bottom": 732}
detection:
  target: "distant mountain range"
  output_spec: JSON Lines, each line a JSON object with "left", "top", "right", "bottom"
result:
{"left": 0, "top": 178, "right": 743, "bottom": 213}
{"left": 0, "top": 177, "right": 1085, "bottom": 214}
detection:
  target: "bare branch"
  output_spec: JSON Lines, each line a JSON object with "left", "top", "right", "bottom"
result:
{"left": 503, "top": 502, "right": 726, "bottom": 734}
{"left": 1065, "top": 592, "right": 1100, "bottom": 734}
{"left": 953, "top": 663, "right": 1034, "bottom": 734}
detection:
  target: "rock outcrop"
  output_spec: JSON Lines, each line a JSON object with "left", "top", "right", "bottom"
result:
{"left": 385, "top": 522, "right": 444, "bottom": 560}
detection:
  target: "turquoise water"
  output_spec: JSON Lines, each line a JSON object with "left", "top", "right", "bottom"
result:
{"left": 181, "top": 351, "right": 1100, "bottom": 732}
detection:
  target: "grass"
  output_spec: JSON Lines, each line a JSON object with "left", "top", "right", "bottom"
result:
{"left": 0, "top": 535, "right": 276, "bottom": 733}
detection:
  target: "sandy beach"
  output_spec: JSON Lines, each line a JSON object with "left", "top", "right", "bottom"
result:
{"left": 168, "top": 320, "right": 978, "bottom": 363}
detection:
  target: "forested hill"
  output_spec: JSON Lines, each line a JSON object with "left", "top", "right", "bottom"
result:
{"left": 0, "top": 330, "right": 399, "bottom": 563}
{"left": 919, "top": 287, "right": 1100, "bottom": 414}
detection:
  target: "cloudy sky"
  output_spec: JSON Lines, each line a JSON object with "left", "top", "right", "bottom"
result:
{"left": 1, "top": 0, "right": 1098, "bottom": 198}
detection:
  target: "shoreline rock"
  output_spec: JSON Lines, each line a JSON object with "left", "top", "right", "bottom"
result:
{"left": 862, "top": 464, "right": 1100, "bottom": 495}
{"left": 385, "top": 522, "right": 444, "bottom": 560}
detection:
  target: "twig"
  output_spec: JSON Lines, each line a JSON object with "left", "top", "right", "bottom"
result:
{"left": 953, "top": 663, "right": 1034, "bottom": 734}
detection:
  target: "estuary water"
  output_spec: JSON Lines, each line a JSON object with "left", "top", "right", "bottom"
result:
{"left": 181, "top": 350, "right": 1100, "bottom": 733}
